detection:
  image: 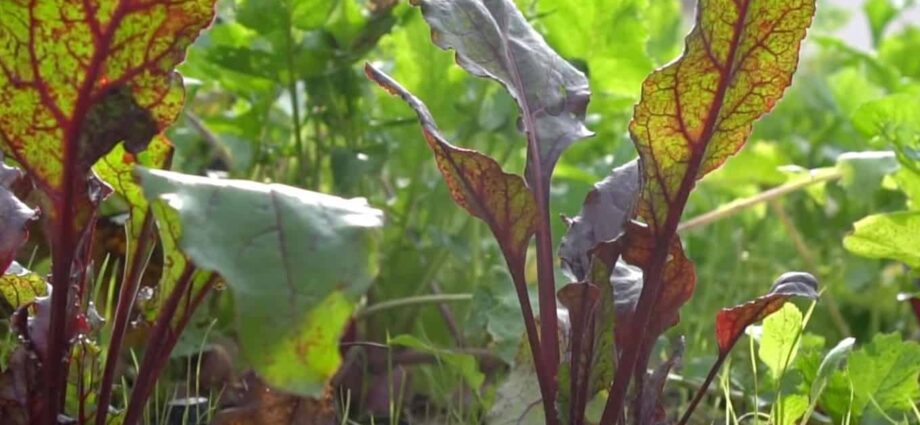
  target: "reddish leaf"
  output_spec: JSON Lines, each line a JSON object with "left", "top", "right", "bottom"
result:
{"left": 0, "top": 157, "right": 37, "bottom": 273}
{"left": 715, "top": 272, "right": 818, "bottom": 354}
{"left": 365, "top": 64, "right": 537, "bottom": 269}
{"left": 620, "top": 221, "right": 696, "bottom": 338}
{"left": 630, "top": 0, "right": 816, "bottom": 233}
{"left": 411, "top": 0, "right": 592, "bottom": 191}
{"left": 601, "top": 1, "right": 816, "bottom": 420}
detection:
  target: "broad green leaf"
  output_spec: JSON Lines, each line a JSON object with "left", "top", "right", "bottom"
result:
{"left": 0, "top": 0, "right": 214, "bottom": 210}
{"left": 411, "top": 0, "right": 592, "bottom": 191}
{"left": 137, "top": 168, "right": 383, "bottom": 396}
{"left": 759, "top": 303, "right": 804, "bottom": 381}
{"left": 844, "top": 211, "right": 920, "bottom": 269}
{"left": 835, "top": 151, "right": 899, "bottom": 199}
{"left": 879, "top": 26, "right": 920, "bottom": 80}
{"left": 716, "top": 272, "right": 818, "bottom": 355}
{"left": 629, "top": 0, "right": 815, "bottom": 233}
{"left": 532, "top": 0, "right": 653, "bottom": 98}
{"left": 389, "top": 334, "right": 485, "bottom": 392}
{"left": 822, "top": 333, "right": 920, "bottom": 422}
{"left": 863, "top": 0, "right": 900, "bottom": 46}
{"left": 775, "top": 394, "right": 808, "bottom": 425}
{"left": 0, "top": 262, "right": 47, "bottom": 310}
{"left": 365, "top": 64, "right": 537, "bottom": 271}
{"left": 852, "top": 93, "right": 920, "bottom": 170}
{"left": 237, "top": 0, "right": 334, "bottom": 33}
{"left": 828, "top": 68, "right": 884, "bottom": 117}
{"left": 466, "top": 284, "right": 524, "bottom": 363}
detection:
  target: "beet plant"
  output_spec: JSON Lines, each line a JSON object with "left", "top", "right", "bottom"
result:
{"left": 0, "top": 1, "right": 382, "bottom": 424}
{"left": 366, "top": 0, "right": 822, "bottom": 423}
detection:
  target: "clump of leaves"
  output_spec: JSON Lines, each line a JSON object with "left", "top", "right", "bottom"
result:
{"left": 0, "top": 1, "right": 383, "bottom": 424}
{"left": 367, "top": 0, "right": 823, "bottom": 423}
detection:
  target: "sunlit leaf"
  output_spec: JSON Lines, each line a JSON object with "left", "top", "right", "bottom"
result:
{"left": 758, "top": 303, "right": 803, "bottom": 380}
{"left": 0, "top": 0, "right": 214, "bottom": 213}
{"left": 0, "top": 262, "right": 47, "bottom": 310}
{"left": 715, "top": 272, "right": 818, "bottom": 354}
{"left": 365, "top": 63, "right": 537, "bottom": 270}
{"left": 822, "top": 333, "right": 920, "bottom": 422}
{"left": 844, "top": 211, "right": 920, "bottom": 269}
{"left": 137, "top": 168, "right": 383, "bottom": 396}
{"left": 629, "top": 0, "right": 816, "bottom": 232}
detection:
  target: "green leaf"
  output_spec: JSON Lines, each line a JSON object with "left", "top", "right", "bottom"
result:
{"left": 844, "top": 211, "right": 920, "bottom": 269}
{"left": 863, "top": 0, "right": 900, "bottom": 46}
{"left": 835, "top": 151, "right": 899, "bottom": 199}
{"left": 894, "top": 168, "right": 920, "bottom": 209}
{"left": 237, "top": 0, "right": 334, "bottom": 33}
{"left": 0, "top": 262, "right": 47, "bottom": 310}
{"left": 822, "top": 333, "right": 920, "bottom": 422}
{"left": 879, "top": 26, "right": 920, "bottom": 80}
{"left": 532, "top": 0, "right": 653, "bottom": 98}
{"left": 810, "top": 337, "right": 855, "bottom": 400}
{"left": 759, "top": 303, "right": 804, "bottom": 381}
{"left": 852, "top": 93, "right": 920, "bottom": 170}
{"left": 137, "top": 168, "right": 383, "bottom": 396}
{"left": 775, "top": 393, "right": 808, "bottom": 425}
{"left": 389, "top": 334, "right": 485, "bottom": 392}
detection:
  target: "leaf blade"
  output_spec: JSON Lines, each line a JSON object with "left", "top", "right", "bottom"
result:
{"left": 137, "top": 168, "right": 383, "bottom": 396}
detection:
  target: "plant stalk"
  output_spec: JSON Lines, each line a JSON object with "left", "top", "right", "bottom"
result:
{"left": 677, "top": 352, "right": 728, "bottom": 425}
{"left": 677, "top": 168, "right": 841, "bottom": 232}
{"left": 355, "top": 293, "right": 473, "bottom": 320}
{"left": 508, "top": 265, "right": 558, "bottom": 425}
{"left": 95, "top": 214, "right": 157, "bottom": 425}
{"left": 121, "top": 264, "right": 196, "bottom": 425}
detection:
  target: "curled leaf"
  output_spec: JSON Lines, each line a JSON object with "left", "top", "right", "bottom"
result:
{"left": 716, "top": 272, "right": 819, "bottom": 354}
{"left": 0, "top": 159, "right": 37, "bottom": 273}
{"left": 411, "top": 0, "right": 592, "bottom": 190}
{"left": 365, "top": 63, "right": 537, "bottom": 269}
{"left": 559, "top": 160, "right": 641, "bottom": 281}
